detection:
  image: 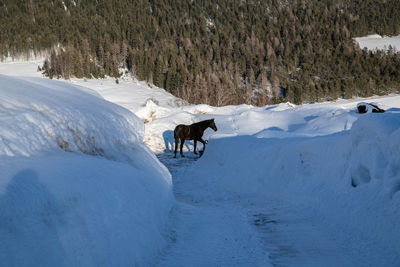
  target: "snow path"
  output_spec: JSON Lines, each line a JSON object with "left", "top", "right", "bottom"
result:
{"left": 153, "top": 153, "right": 271, "bottom": 266}
{"left": 153, "top": 151, "right": 387, "bottom": 267}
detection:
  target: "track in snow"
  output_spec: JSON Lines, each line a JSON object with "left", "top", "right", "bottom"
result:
{"left": 153, "top": 152, "right": 270, "bottom": 267}
{"left": 153, "top": 151, "right": 387, "bottom": 267}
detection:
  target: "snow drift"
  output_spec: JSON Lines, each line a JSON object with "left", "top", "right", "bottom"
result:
{"left": 186, "top": 109, "right": 400, "bottom": 265}
{"left": 0, "top": 75, "right": 143, "bottom": 159}
{"left": 0, "top": 75, "right": 173, "bottom": 266}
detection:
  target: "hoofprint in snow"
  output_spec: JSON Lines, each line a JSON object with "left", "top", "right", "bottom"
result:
{"left": 1, "top": 60, "right": 400, "bottom": 266}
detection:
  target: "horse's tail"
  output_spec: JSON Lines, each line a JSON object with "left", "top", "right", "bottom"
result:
{"left": 174, "top": 128, "right": 177, "bottom": 139}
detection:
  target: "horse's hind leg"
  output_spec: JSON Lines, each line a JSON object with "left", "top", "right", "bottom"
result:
{"left": 174, "top": 138, "right": 179, "bottom": 158}
{"left": 180, "top": 139, "right": 185, "bottom": 157}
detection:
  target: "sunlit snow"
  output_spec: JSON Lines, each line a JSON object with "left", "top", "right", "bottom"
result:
{"left": 1, "top": 60, "right": 400, "bottom": 266}
{"left": 354, "top": 34, "right": 400, "bottom": 51}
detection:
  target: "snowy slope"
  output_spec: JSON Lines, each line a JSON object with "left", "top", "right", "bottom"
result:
{"left": 0, "top": 74, "right": 173, "bottom": 266}
{"left": 0, "top": 75, "right": 144, "bottom": 157}
{"left": 354, "top": 34, "right": 400, "bottom": 51}
{"left": 0, "top": 61, "right": 185, "bottom": 115}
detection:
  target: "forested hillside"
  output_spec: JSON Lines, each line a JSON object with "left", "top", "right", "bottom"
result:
{"left": 1, "top": 0, "right": 400, "bottom": 105}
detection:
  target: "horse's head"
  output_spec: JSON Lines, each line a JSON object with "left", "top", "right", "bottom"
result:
{"left": 209, "top": 119, "right": 217, "bottom": 131}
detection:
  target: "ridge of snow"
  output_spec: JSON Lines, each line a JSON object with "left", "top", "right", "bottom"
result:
{"left": 0, "top": 73, "right": 174, "bottom": 266}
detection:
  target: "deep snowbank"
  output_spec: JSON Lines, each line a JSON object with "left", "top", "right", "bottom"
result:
{"left": 349, "top": 112, "right": 400, "bottom": 191}
{"left": 188, "top": 110, "right": 400, "bottom": 265}
{"left": 0, "top": 75, "right": 173, "bottom": 266}
{"left": 0, "top": 75, "right": 143, "bottom": 159}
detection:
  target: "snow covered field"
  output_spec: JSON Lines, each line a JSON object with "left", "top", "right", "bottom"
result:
{"left": 354, "top": 34, "right": 400, "bottom": 51}
{"left": 1, "top": 61, "right": 400, "bottom": 266}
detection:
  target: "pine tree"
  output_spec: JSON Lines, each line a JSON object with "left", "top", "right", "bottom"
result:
{"left": 3, "top": 0, "right": 400, "bottom": 106}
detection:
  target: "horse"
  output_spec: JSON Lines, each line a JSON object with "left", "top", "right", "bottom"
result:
{"left": 174, "top": 119, "right": 217, "bottom": 158}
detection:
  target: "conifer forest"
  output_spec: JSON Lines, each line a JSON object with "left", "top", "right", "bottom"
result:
{"left": 1, "top": 0, "right": 400, "bottom": 105}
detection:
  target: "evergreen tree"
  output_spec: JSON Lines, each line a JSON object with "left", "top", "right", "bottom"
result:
{"left": 1, "top": 0, "right": 400, "bottom": 106}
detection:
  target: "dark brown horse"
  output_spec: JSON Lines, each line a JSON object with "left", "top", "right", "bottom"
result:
{"left": 174, "top": 119, "right": 217, "bottom": 157}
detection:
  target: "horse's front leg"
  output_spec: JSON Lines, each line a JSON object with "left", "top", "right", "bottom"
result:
{"left": 199, "top": 138, "right": 207, "bottom": 148}
{"left": 193, "top": 140, "right": 198, "bottom": 154}
{"left": 199, "top": 138, "right": 207, "bottom": 156}
{"left": 199, "top": 138, "right": 207, "bottom": 157}
{"left": 180, "top": 138, "right": 185, "bottom": 157}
